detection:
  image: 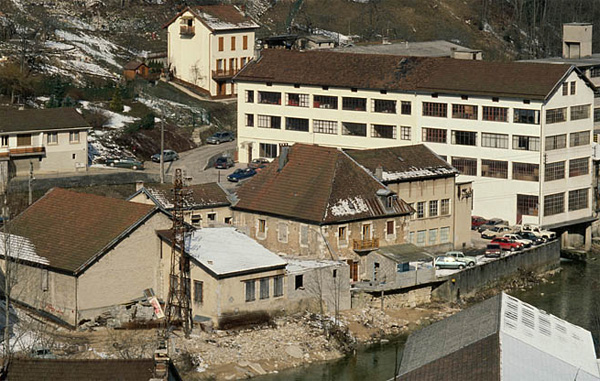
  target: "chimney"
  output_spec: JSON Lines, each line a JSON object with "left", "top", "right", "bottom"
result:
{"left": 278, "top": 145, "right": 289, "bottom": 171}
{"left": 562, "top": 23, "right": 593, "bottom": 59}
{"left": 375, "top": 165, "right": 384, "bottom": 180}
{"left": 136, "top": 180, "right": 145, "bottom": 191}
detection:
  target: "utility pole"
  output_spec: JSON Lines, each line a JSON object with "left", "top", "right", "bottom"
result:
{"left": 160, "top": 109, "right": 165, "bottom": 184}
{"left": 28, "top": 161, "right": 33, "bottom": 206}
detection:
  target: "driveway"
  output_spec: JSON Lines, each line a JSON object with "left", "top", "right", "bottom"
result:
{"left": 142, "top": 141, "right": 245, "bottom": 190}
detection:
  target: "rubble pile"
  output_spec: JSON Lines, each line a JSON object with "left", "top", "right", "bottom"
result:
{"left": 173, "top": 313, "right": 346, "bottom": 378}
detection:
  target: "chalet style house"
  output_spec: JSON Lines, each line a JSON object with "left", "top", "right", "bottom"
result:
{"left": 164, "top": 5, "right": 259, "bottom": 97}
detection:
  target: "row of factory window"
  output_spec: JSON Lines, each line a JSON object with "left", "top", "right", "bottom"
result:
{"left": 514, "top": 190, "right": 589, "bottom": 218}
{"left": 449, "top": 157, "right": 589, "bottom": 181}
{"left": 245, "top": 90, "right": 590, "bottom": 124}
{"left": 246, "top": 114, "right": 590, "bottom": 153}
{"left": 423, "top": 128, "right": 589, "bottom": 151}
{"left": 408, "top": 227, "right": 451, "bottom": 247}
{"left": 408, "top": 199, "right": 451, "bottom": 219}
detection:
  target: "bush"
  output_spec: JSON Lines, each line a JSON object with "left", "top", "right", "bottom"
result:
{"left": 109, "top": 86, "right": 124, "bottom": 112}
{"left": 138, "top": 113, "right": 156, "bottom": 130}
{"left": 85, "top": 110, "right": 110, "bottom": 129}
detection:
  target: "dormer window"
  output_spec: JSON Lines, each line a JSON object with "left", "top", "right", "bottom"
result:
{"left": 386, "top": 195, "right": 396, "bottom": 208}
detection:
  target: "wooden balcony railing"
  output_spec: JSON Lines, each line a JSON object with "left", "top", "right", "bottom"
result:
{"left": 352, "top": 238, "right": 379, "bottom": 252}
{"left": 212, "top": 69, "right": 240, "bottom": 79}
{"left": 10, "top": 146, "right": 45, "bottom": 156}
{"left": 180, "top": 26, "right": 195, "bottom": 35}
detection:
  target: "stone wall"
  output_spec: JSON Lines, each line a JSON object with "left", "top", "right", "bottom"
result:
{"left": 8, "top": 171, "right": 161, "bottom": 193}
{"left": 351, "top": 286, "right": 432, "bottom": 310}
{"left": 432, "top": 240, "right": 560, "bottom": 302}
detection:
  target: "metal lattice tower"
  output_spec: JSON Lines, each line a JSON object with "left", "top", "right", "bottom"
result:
{"left": 165, "top": 168, "right": 192, "bottom": 337}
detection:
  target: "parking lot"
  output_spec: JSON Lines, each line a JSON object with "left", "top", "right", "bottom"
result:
{"left": 434, "top": 229, "right": 547, "bottom": 278}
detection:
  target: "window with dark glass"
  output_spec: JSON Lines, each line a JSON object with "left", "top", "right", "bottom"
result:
{"left": 342, "top": 97, "right": 367, "bottom": 111}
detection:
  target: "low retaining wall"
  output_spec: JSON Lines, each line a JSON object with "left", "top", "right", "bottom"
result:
{"left": 352, "top": 286, "right": 432, "bottom": 310}
{"left": 8, "top": 171, "right": 162, "bottom": 193}
{"left": 432, "top": 240, "right": 560, "bottom": 302}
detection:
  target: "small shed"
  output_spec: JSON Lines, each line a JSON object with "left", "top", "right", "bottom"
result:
{"left": 365, "top": 243, "right": 435, "bottom": 289}
{"left": 123, "top": 61, "right": 149, "bottom": 80}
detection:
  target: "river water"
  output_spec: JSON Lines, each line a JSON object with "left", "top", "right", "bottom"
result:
{"left": 258, "top": 254, "right": 600, "bottom": 381}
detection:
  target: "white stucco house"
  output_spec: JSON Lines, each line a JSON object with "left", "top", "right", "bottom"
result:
{"left": 164, "top": 5, "right": 259, "bottom": 97}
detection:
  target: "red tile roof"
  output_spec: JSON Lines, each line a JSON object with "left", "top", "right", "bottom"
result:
{"left": 345, "top": 144, "right": 457, "bottom": 183}
{"left": 9, "top": 188, "right": 156, "bottom": 273}
{"left": 4, "top": 358, "right": 157, "bottom": 381}
{"left": 235, "top": 49, "right": 577, "bottom": 100}
{"left": 233, "top": 144, "right": 412, "bottom": 224}
{"left": 132, "top": 182, "right": 231, "bottom": 210}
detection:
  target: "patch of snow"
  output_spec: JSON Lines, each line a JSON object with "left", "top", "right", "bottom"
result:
{"left": 102, "top": 109, "right": 138, "bottom": 129}
{"left": 36, "top": 96, "right": 50, "bottom": 102}
{"left": 60, "top": 17, "right": 97, "bottom": 31}
{"left": 312, "top": 28, "right": 352, "bottom": 46}
{"left": 286, "top": 258, "right": 343, "bottom": 273}
{"left": 62, "top": 59, "right": 116, "bottom": 78}
{"left": 55, "top": 29, "right": 122, "bottom": 68}
{"left": 44, "top": 41, "right": 75, "bottom": 51}
{"left": 0, "top": 233, "right": 49, "bottom": 265}
{"left": 123, "top": 105, "right": 131, "bottom": 113}
{"left": 380, "top": 167, "right": 456, "bottom": 182}
{"left": 329, "top": 197, "right": 369, "bottom": 217}
{"left": 10, "top": 0, "right": 24, "bottom": 12}
{"left": 184, "top": 228, "right": 287, "bottom": 276}
{"left": 194, "top": 8, "right": 259, "bottom": 31}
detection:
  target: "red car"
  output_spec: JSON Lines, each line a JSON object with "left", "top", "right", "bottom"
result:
{"left": 471, "top": 216, "right": 487, "bottom": 230}
{"left": 490, "top": 237, "right": 523, "bottom": 252}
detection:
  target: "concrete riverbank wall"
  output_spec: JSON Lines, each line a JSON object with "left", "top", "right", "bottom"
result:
{"left": 432, "top": 240, "right": 560, "bottom": 302}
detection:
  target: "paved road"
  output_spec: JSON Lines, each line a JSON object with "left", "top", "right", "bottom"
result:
{"left": 143, "top": 141, "right": 244, "bottom": 189}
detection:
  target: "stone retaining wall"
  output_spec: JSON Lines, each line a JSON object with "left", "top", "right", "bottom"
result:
{"left": 352, "top": 286, "right": 432, "bottom": 310}
{"left": 432, "top": 240, "right": 560, "bottom": 302}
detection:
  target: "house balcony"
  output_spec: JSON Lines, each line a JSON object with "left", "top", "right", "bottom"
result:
{"left": 180, "top": 26, "right": 195, "bottom": 36}
{"left": 9, "top": 146, "right": 45, "bottom": 157}
{"left": 353, "top": 238, "right": 379, "bottom": 252}
{"left": 212, "top": 69, "right": 240, "bottom": 80}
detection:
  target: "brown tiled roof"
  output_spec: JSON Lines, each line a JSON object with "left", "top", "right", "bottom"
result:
{"left": 9, "top": 188, "right": 156, "bottom": 273}
{"left": 124, "top": 61, "right": 145, "bottom": 70}
{"left": 133, "top": 182, "right": 231, "bottom": 210}
{"left": 345, "top": 144, "right": 457, "bottom": 183}
{"left": 233, "top": 144, "right": 412, "bottom": 224}
{"left": 4, "top": 358, "right": 155, "bottom": 381}
{"left": 235, "top": 49, "right": 575, "bottom": 99}
{"left": 399, "top": 334, "right": 501, "bottom": 381}
{"left": 0, "top": 108, "right": 90, "bottom": 133}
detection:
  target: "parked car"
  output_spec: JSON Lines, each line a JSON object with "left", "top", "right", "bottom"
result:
{"left": 478, "top": 218, "right": 509, "bottom": 233}
{"left": 471, "top": 216, "right": 487, "bottom": 231}
{"left": 227, "top": 168, "right": 257, "bottom": 182}
{"left": 151, "top": 150, "right": 179, "bottom": 163}
{"left": 105, "top": 157, "right": 144, "bottom": 170}
{"left": 517, "top": 224, "right": 557, "bottom": 241}
{"left": 444, "top": 251, "right": 477, "bottom": 267}
{"left": 502, "top": 233, "right": 533, "bottom": 248}
{"left": 248, "top": 157, "right": 271, "bottom": 169}
{"left": 434, "top": 256, "right": 467, "bottom": 270}
{"left": 518, "top": 231, "right": 545, "bottom": 245}
{"left": 490, "top": 237, "right": 523, "bottom": 252}
{"left": 480, "top": 225, "right": 512, "bottom": 239}
{"left": 485, "top": 244, "right": 503, "bottom": 258}
{"left": 215, "top": 156, "right": 234, "bottom": 169}
{"left": 206, "top": 131, "right": 234, "bottom": 144}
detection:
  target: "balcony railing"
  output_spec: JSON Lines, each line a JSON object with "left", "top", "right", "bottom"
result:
{"left": 180, "top": 25, "right": 195, "bottom": 36}
{"left": 212, "top": 69, "right": 240, "bottom": 79}
{"left": 352, "top": 238, "right": 379, "bottom": 252}
{"left": 10, "top": 146, "right": 45, "bottom": 157}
